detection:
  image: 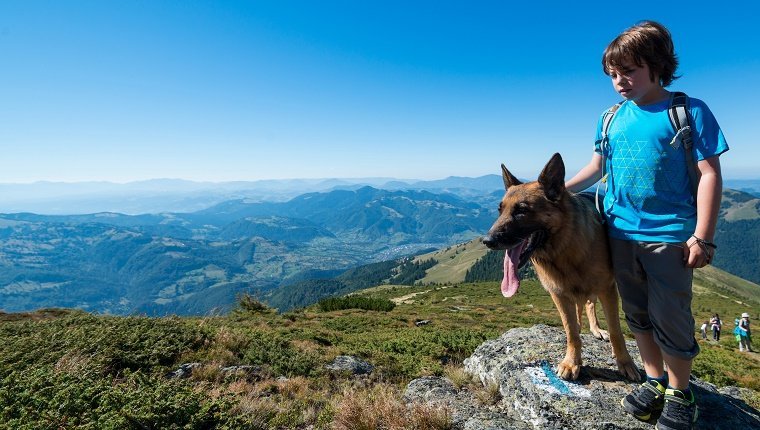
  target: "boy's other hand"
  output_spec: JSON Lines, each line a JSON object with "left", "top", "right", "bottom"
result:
{"left": 683, "top": 237, "right": 712, "bottom": 268}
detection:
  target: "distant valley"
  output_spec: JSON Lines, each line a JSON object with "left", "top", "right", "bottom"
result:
{"left": 1, "top": 182, "right": 758, "bottom": 316}
{"left": 0, "top": 186, "right": 496, "bottom": 315}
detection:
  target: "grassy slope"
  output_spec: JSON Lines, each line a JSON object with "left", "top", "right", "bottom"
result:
{"left": 1, "top": 273, "right": 758, "bottom": 428}
{"left": 722, "top": 189, "right": 760, "bottom": 221}
{"left": 0, "top": 281, "right": 561, "bottom": 429}
{"left": 413, "top": 238, "right": 487, "bottom": 284}
{"left": 694, "top": 265, "right": 760, "bottom": 305}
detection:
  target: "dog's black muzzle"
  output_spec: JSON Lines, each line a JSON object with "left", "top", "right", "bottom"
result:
{"left": 481, "top": 233, "right": 511, "bottom": 250}
{"left": 482, "top": 230, "right": 548, "bottom": 270}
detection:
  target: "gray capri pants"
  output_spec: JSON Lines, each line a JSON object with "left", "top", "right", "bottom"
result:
{"left": 610, "top": 238, "right": 700, "bottom": 359}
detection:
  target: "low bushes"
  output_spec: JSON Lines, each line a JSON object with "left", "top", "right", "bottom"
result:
{"left": 317, "top": 296, "right": 395, "bottom": 312}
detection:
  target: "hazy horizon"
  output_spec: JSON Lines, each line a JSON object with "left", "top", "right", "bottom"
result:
{"left": 2, "top": 173, "right": 760, "bottom": 187}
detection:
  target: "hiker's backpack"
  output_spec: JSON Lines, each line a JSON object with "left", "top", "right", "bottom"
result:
{"left": 595, "top": 91, "right": 699, "bottom": 214}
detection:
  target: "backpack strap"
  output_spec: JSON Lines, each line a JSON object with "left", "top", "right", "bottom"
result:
{"left": 668, "top": 91, "right": 699, "bottom": 199}
{"left": 597, "top": 103, "right": 622, "bottom": 154}
{"left": 595, "top": 102, "right": 622, "bottom": 215}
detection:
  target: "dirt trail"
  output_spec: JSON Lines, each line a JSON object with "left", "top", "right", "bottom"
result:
{"left": 391, "top": 286, "right": 451, "bottom": 304}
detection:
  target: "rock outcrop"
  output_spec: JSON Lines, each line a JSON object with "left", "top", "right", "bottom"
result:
{"left": 404, "top": 325, "right": 759, "bottom": 430}
{"left": 167, "top": 363, "right": 268, "bottom": 380}
{"left": 325, "top": 355, "right": 374, "bottom": 375}
{"left": 166, "top": 362, "right": 201, "bottom": 379}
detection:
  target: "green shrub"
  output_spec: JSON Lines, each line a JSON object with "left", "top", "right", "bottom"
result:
{"left": 0, "top": 368, "right": 232, "bottom": 429}
{"left": 692, "top": 344, "right": 760, "bottom": 390}
{"left": 317, "top": 296, "right": 395, "bottom": 312}
{"left": 241, "top": 329, "right": 321, "bottom": 377}
{"left": 236, "top": 293, "right": 275, "bottom": 314}
{"left": 0, "top": 313, "right": 209, "bottom": 377}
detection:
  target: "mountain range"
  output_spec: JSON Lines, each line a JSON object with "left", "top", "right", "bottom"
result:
{"left": 1, "top": 183, "right": 758, "bottom": 316}
{"left": 0, "top": 186, "right": 496, "bottom": 315}
{"left": 0, "top": 175, "right": 506, "bottom": 215}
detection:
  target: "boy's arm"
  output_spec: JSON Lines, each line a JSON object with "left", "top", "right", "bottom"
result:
{"left": 684, "top": 155, "right": 723, "bottom": 268}
{"left": 565, "top": 153, "right": 603, "bottom": 193}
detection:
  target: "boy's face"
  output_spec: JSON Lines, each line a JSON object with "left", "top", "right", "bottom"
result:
{"left": 607, "top": 61, "right": 665, "bottom": 105}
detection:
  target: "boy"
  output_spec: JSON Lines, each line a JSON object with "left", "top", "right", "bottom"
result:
{"left": 566, "top": 21, "right": 728, "bottom": 430}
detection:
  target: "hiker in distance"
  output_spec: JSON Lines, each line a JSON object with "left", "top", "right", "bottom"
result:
{"left": 738, "top": 313, "right": 752, "bottom": 352}
{"left": 710, "top": 314, "right": 721, "bottom": 341}
{"left": 566, "top": 20, "right": 728, "bottom": 430}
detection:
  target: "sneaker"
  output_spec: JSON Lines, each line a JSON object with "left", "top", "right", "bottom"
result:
{"left": 656, "top": 389, "right": 698, "bottom": 430}
{"left": 621, "top": 379, "right": 666, "bottom": 421}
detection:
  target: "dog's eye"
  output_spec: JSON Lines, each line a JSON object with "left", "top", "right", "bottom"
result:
{"left": 513, "top": 203, "right": 529, "bottom": 218}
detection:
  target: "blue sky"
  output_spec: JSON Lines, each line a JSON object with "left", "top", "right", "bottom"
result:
{"left": 1, "top": 1, "right": 758, "bottom": 183}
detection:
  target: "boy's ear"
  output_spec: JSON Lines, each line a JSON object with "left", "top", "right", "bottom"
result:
{"left": 501, "top": 164, "right": 522, "bottom": 190}
{"left": 538, "top": 153, "right": 566, "bottom": 202}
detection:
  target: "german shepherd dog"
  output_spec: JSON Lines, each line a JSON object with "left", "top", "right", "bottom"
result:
{"left": 482, "top": 153, "right": 639, "bottom": 381}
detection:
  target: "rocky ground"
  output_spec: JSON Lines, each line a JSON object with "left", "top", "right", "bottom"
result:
{"left": 404, "top": 325, "right": 759, "bottom": 430}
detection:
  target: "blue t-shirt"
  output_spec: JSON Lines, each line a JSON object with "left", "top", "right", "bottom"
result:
{"left": 594, "top": 95, "right": 729, "bottom": 242}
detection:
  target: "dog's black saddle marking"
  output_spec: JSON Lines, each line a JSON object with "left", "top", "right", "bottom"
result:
{"left": 574, "top": 191, "right": 605, "bottom": 224}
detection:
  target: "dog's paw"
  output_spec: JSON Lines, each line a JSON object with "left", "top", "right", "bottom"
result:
{"left": 556, "top": 360, "right": 581, "bottom": 380}
{"left": 616, "top": 358, "right": 640, "bottom": 382}
{"left": 591, "top": 328, "right": 610, "bottom": 342}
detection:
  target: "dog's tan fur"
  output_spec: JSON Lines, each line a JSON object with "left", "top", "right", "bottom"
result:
{"left": 483, "top": 153, "right": 639, "bottom": 381}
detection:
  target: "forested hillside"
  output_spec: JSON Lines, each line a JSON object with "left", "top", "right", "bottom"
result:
{"left": 266, "top": 258, "right": 436, "bottom": 311}
{"left": 714, "top": 189, "right": 760, "bottom": 284}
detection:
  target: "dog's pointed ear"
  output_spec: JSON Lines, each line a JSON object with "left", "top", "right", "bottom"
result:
{"left": 538, "top": 153, "right": 566, "bottom": 202}
{"left": 501, "top": 164, "right": 522, "bottom": 190}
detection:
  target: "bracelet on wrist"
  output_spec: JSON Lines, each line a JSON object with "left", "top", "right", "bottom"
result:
{"left": 691, "top": 235, "right": 717, "bottom": 249}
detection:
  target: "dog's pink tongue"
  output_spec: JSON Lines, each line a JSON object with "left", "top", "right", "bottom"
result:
{"left": 501, "top": 240, "right": 528, "bottom": 298}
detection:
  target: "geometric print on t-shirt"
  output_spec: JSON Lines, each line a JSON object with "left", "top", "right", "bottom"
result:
{"left": 609, "top": 118, "right": 690, "bottom": 214}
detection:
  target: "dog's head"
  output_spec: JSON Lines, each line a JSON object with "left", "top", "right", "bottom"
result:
{"left": 481, "top": 153, "right": 567, "bottom": 297}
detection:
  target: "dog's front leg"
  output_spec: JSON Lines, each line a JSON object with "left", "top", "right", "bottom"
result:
{"left": 550, "top": 292, "right": 582, "bottom": 380}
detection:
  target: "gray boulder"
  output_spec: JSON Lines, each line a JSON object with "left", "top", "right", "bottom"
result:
{"left": 405, "top": 325, "right": 759, "bottom": 430}
{"left": 166, "top": 362, "right": 201, "bottom": 379}
{"left": 324, "top": 355, "right": 374, "bottom": 375}
{"left": 220, "top": 364, "right": 268, "bottom": 381}
{"left": 404, "top": 376, "right": 532, "bottom": 429}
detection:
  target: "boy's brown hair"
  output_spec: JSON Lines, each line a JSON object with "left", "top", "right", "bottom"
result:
{"left": 602, "top": 20, "right": 679, "bottom": 87}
